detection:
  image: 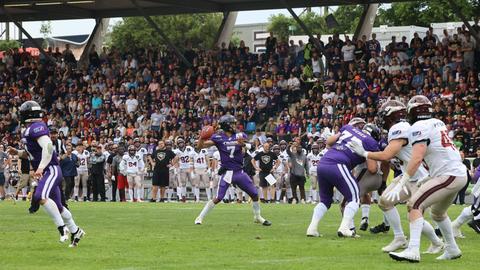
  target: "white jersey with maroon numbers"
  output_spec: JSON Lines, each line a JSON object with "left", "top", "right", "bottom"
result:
{"left": 73, "top": 150, "right": 90, "bottom": 173}
{"left": 307, "top": 152, "right": 322, "bottom": 175}
{"left": 120, "top": 154, "right": 145, "bottom": 175}
{"left": 409, "top": 118, "right": 466, "bottom": 178}
{"left": 194, "top": 149, "right": 209, "bottom": 170}
{"left": 174, "top": 146, "right": 195, "bottom": 170}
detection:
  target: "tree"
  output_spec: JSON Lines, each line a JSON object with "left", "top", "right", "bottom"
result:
{"left": 331, "top": 5, "right": 364, "bottom": 34}
{"left": 40, "top": 21, "right": 52, "bottom": 49}
{"left": 110, "top": 14, "right": 223, "bottom": 51}
{"left": 0, "top": 40, "right": 21, "bottom": 51}
{"left": 267, "top": 12, "right": 327, "bottom": 41}
{"left": 376, "top": 0, "right": 477, "bottom": 27}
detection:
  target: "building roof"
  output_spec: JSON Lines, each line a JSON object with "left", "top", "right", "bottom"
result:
{"left": 1, "top": 0, "right": 412, "bottom": 22}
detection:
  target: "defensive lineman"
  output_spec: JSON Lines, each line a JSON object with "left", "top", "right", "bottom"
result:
{"left": 348, "top": 100, "right": 444, "bottom": 254}
{"left": 194, "top": 115, "right": 271, "bottom": 226}
{"left": 351, "top": 96, "right": 466, "bottom": 262}
{"left": 8, "top": 101, "right": 84, "bottom": 247}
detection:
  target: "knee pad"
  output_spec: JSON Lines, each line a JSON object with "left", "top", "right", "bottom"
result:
{"left": 378, "top": 197, "right": 394, "bottom": 211}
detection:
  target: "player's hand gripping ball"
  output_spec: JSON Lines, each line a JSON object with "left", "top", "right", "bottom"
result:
{"left": 200, "top": 125, "right": 214, "bottom": 140}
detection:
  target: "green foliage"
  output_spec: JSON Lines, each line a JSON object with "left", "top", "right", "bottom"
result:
{"left": 0, "top": 40, "right": 21, "bottom": 51}
{"left": 376, "top": 1, "right": 477, "bottom": 27}
{"left": 110, "top": 14, "right": 223, "bottom": 51}
{"left": 331, "top": 5, "right": 364, "bottom": 33}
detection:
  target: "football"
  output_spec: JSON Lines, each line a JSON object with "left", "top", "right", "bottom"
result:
{"left": 200, "top": 125, "right": 214, "bottom": 140}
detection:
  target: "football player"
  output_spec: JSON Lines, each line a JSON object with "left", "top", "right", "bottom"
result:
{"left": 349, "top": 96, "right": 466, "bottom": 262}
{"left": 193, "top": 142, "right": 210, "bottom": 202}
{"left": 72, "top": 144, "right": 90, "bottom": 202}
{"left": 8, "top": 101, "right": 84, "bottom": 247}
{"left": 174, "top": 138, "right": 195, "bottom": 202}
{"left": 306, "top": 119, "right": 379, "bottom": 238}
{"left": 120, "top": 145, "right": 145, "bottom": 202}
{"left": 194, "top": 115, "right": 271, "bottom": 226}
{"left": 306, "top": 143, "right": 322, "bottom": 204}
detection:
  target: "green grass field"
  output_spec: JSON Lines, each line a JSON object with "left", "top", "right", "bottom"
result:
{"left": 0, "top": 201, "right": 478, "bottom": 270}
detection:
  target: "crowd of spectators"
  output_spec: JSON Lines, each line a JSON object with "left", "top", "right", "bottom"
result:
{"left": 0, "top": 23, "right": 479, "bottom": 158}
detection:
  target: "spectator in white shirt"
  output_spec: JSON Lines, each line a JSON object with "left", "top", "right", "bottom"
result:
{"left": 341, "top": 39, "right": 355, "bottom": 63}
{"left": 125, "top": 94, "right": 139, "bottom": 114}
{"left": 248, "top": 81, "right": 261, "bottom": 96}
{"left": 287, "top": 74, "right": 300, "bottom": 91}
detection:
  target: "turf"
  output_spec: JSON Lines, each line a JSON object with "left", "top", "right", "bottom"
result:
{"left": 0, "top": 201, "right": 478, "bottom": 270}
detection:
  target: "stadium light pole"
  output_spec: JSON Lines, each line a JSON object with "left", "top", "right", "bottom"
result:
{"left": 130, "top": 0, "right": 192, "bottom": 68}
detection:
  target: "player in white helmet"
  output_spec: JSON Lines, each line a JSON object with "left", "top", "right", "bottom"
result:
{"left": 349, "top": 96, "right": 466, "bottom": 262}
{"left": 306, "top": 143, "right": 322, "bottom": 204}
{"left": 120, "top": 145, "right": 145, "bottom": 202}
{"left": 134, "top": 138, "right": 148, "bottom": 200}
{"left": 173, "top": 138, "right": 195, "bottom": 202}
{"left": 193, "top": 141, "right": 210, "bottom": 202}
{"left": 72, "top": 144, "right": 90, "bottom": 202}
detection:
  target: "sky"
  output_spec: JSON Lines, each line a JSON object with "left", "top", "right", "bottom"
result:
{"left": 5, "top": 8, "right": 319, "bottom": 38}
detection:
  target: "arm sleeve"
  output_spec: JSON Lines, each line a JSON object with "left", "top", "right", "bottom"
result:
{"left": 37, "top": 135, "right": 54, "bottom": 170}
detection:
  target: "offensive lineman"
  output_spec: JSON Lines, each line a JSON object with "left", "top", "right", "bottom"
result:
{"left": 194, "top": 115, "right": 271, "bottom": 226}
{"left": 8, "top": 101, "right": 84, "bottom": 247}
{"left": 306, "top": 121, "right": 379, "bottom": 237}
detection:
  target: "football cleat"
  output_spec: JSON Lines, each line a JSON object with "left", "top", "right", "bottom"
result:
{"left": 423, "top": 241, "right": 445, "bottom": 254}
{"left": 254, "top": 217, "right": 271, "bottom": 226}
{"left": 452, "top": 225, "right": 465, "bottom": 239}
{"left": 58, "top": 225, "right": 69, "bottom": 243}
{"left": 382, "top": 236, "right": 408, "bottom": 253}
{"left": 359, "top": 217, "right": 369, "bottom": 231}
{"left": 306, "top": 225, "right": 320, "bottom": 237}
{"left": 436, "top": 247, "right": 462, "bottom": 260}
{"left": 389, "top": 248, "right": 420, "bottom": 263}
{"left": 194, "top": 217, "right": 203, "bottom": 225}
{"left": 337, "top": 227, "right": 357, "bottom": 238}
{"left": 69, "top": 228, "right": 85, "bottom": 248}
{"left": 467, "top": 219, "right": 480, "bottom": 234}
{"left": 370, "top": 222, "right": 390, "bottom": 234}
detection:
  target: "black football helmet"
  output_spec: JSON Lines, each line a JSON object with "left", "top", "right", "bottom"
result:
{"left": 219, "top": 115, "right": 236, "bottom": 133}
{"left": 363, "top": 123, "right": 381, "bottom": 141}
{"left": 377, "top": 100, "right": 407, "bottom": 130}
{"left": 407, "top": 95, "right": 433, "bottom": 124}
{"left": 19, "top": 101, "right": 43, "bottom": 124}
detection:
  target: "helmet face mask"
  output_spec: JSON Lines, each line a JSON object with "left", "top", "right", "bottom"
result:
{"left": 128, "top": 145, "right": 136, "bottom": 156}
{"left": 219, "top": 115, "right": 236, "bottom": 134}
{"left": 348, "top": 117, "right": 367, "bottom": 129}
{"left": 363, "top": 123, "right": 381, "bottom": 141}
{"left": 272, "top": 144, "right": 280, "bottom": 155}
{"left": 407, "top": 95, "right": 433, "bottom": 123}
{"left": 311, "top": 144, "right": 319, "bottom": 155}
{"left": 378, "top": 100, "right": 407, "bottom": 130}
{"left": 279, "top": 140, "right": 287, "bottom": 151}
{"left": 177, "top": 138, "right": 185, "bottom": 149}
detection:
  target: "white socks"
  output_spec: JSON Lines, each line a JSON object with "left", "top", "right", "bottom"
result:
{"left": 206, "top": 188, "right": 212, "bottom": 201}
{"left": 276, "top": 189, "right": 281, "bottom": 201}
{"left": 43, "top": 199, "right": 64, "bottom": 227}
{"left": 61, "top": 207, "right": 78, "bottom": 233}
{"left": 286, "top": 189, "right": 293, "bottom": 199}
{"left": 74, "top": 187, "right": 79, "bottom": 197}
{"left": 384, "top": 208, "right": 403, "bottom": 237}
{"left": 252, "top": 201, "right": 265, "bottom": 222}
{"left": 361, "top": 204, "right": 370, "bottom": 219}
{"left": 340, "top": 202, "right": 359, "bottom": 230}
{"left": 422, "top": 220, "right": 443, "bottom": 245}
{"left": 408, "top": 217, "right": 424, "bottom": 251}
{"left": 167, "top": 188, "right": 172, "bottom": 201}
{"left": 136, "top": 188, "right": 143, "bottom": 200}
{"left": 198, "top": 200, "right": 215, "bottom": 219}
{"left": 194, "top": 187, "right": 200, "bottom": 201}
{"left": 453, "top": 206, "right": 473, "bottom": 227}
{"left": 310, "top": 203, "right": 328, "bottom": 230}
{"left": 437, "top": 217, "right": 459, "bottom": 251}
{"left": 128, "top": 189, "right": 134, "bottom": 200}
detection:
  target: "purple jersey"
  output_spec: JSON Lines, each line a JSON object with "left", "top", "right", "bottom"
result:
{"left": 474, "top": 166, "right": 480, "bottom": 183}
{"left": 22, "top": 122, "right": 59, "bottom": 171}
{"left": 321, "top": 125, "right": 379, "bottom": 170}
{"left": 210, "top": 131, "right": 247, "bottom": 171}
